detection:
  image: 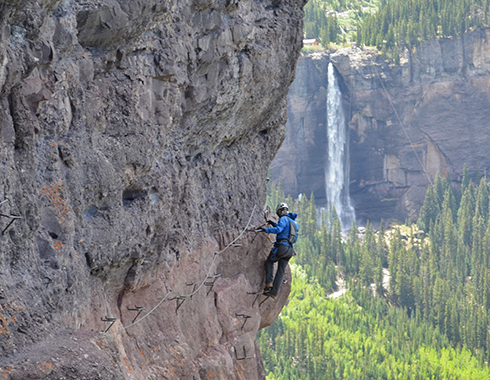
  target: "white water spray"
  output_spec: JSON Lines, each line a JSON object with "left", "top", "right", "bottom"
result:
{"left": 326, "top": 63, "right": 355, "bottom": 230}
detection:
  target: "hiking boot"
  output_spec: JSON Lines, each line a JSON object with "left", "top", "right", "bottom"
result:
{"left": 264, "top": 283, "right": 273, "bottom": 292}
{"left": 263, "top": 291, "right": 277, "bottom": 300}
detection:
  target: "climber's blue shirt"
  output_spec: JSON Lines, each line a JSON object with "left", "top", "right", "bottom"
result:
{"left": 264, "top": 213, "right": 298, "bottom": 244}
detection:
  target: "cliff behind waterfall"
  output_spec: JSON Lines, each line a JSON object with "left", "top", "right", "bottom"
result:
{"left": 272, "top": 28, "right": 490, "bottom": 224}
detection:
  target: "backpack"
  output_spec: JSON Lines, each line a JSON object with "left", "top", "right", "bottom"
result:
{"left": 287, "top": 217, "right": 299, "bottom": 245}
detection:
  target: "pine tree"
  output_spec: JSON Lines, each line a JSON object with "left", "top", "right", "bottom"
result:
{"left": 359, "top": 222, "right": 375, "bottom": 286}
{"left": 332, "top": 217, "right": 344, "bottom": 267}
{"left": 388, "top": 228, "right": 403, "bottom": 302}
{"left": 458, "top": 184, "right": 475, "bottom": 248}
{"left": 462, "top": 163, "right": 470, "bottom": 195}
{"left": 418, "top": 184, "right": 441, "bottom": 232}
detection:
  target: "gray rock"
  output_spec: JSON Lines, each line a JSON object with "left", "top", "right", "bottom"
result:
{"left": 0, "top": 0, "right": 306, "bottom": 378}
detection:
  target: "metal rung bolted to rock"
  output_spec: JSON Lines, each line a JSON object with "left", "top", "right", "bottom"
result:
{"left": 259, "top": 293, "right": 274, "bottom": 307}
{"left": 235, "top": 313, "right": 252, "bottom": 330}
{"left": 170, "top": 295, "right": 188, "bottom": 314}
{"left": 234, "top": 345, "right": 254, "bottom": 361}
{"left": 127, "top": 305, "right": 146, "bottom": 323}
{"left": 101, "top": 316, "right": 117, "bottom": 333}
{"left": 248, "top": 290, "right": 273, "bottom": 307}
{"left": 0, "top": 198, "right": 23, "bottom": 235}
{"left": 186, "top": 282, "right": 198, "bottom": 299}
{"left": 248, "top": 292, "right": 262, "bottom": 307}
{"left": 204, "top": 274, "right": 221, "bottom": 295}
{"left": 43, "top": 277, "right": 53, "bottom": 288}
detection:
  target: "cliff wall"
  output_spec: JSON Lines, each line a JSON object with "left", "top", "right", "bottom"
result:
{"left": 272, "top": 28, "right": 490, "bottom": 224}
{"left": 0, "top": 1, "right": 306, "bottom": 379}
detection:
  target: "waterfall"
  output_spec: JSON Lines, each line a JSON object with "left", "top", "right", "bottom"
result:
{"left": 325, "top": 62, "right": 355, "bottom": 230}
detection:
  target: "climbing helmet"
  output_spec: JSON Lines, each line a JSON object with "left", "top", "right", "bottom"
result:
{"left": 276, "top": 202, "right": 289, "bottom": 216}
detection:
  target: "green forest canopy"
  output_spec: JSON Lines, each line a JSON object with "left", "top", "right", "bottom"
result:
{"left": 306, "top": 0, "right": 490, "bottom": 50}
{"left": 304, "top": 0, "right": 380, "bottom": 46}
{"left": 259, "top": 265, "right": 490, "bottom": 379}
{"left": 357, "top": 0, "right": 490, "bottom": 50}
{"left": 261, "top": 169, "right": 490, "bottom": 378}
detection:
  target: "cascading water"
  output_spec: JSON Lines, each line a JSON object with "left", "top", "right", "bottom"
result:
{"left": 325, "top": 62, "right": 355, "bottom": 230}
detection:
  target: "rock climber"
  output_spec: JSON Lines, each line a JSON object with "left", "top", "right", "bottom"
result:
{"left": 256, "top": 202, "right": 298, "bottom": 299}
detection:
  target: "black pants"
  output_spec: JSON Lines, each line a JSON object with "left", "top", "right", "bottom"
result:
{"left": 265, "top": 244, "right": 294, "bottom": 297}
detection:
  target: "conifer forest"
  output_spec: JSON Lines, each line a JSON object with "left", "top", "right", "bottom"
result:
{"left": 259, "top": 169, "right": 490, "bottom": 379}
{"left": 304, "top": 0, "right": 490, "bottom": 50}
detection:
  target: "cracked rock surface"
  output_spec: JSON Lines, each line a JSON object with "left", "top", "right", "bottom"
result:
{"left": 0, "top": 0, "right": 305, "bottom": 378}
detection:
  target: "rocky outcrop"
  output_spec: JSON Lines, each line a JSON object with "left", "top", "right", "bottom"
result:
{"left": 0, "top": 0, "right": 305, "bottom": 379}
{"left": 272, "top": 28, "right": 490, "bottom": 224}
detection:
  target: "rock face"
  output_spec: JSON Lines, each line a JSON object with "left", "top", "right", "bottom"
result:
{"left": 272, "top": 28, "right": 490, "bottom": 224}
{"left": 0, "top": 1, "right": 305, "bottom": 379}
